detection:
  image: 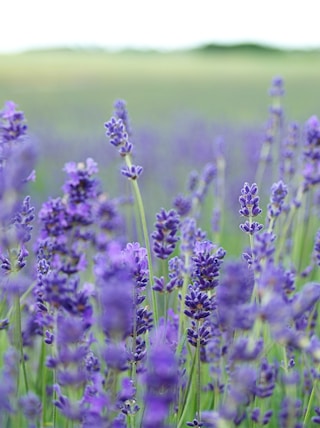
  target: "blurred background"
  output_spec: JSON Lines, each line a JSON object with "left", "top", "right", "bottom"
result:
{"left": 1, "top": 0, "right": 320, "bottom": 242}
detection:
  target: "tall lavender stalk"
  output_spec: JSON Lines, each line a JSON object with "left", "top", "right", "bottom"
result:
{"left": 104, "top": 100, "right": 158, "bottom": 322}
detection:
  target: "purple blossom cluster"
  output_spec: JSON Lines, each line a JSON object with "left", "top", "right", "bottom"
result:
{"left": 2, "top": 77, "right": 320, "bottom": 428}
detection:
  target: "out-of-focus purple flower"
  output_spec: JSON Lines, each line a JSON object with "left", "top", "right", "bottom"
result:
{"left": 94, "top": 195, "right": 125, "bottom": 246}
{"left": 53, "top": 384, "right": 85, "bottom": 422}
{"left": 38, "top": 196, "right": 71, "bottom": 242}
{"left": 121, "top": 164, "right": 143, "bottom": 180}
{"left": 303, "top": 115, "right": 320, "bottom": 188}
{"left": 103, "top": 343, "right": 129, "bottom": 372}
{"left": 188, "top": 170, "right": 199, "bottom": 192}
{"left": 312, "top": 407, "right": 320, "bottom": 424}
{"left": 0, "top": 101, "right": 28, "bottom": 144}
{"left": 123, "top": 242, "right": 149, "bottom": 290}
{"left": 94, "top": 244, "right": 135, "bottom": 342}
{"left": 63, "top": 158, "right": 99, "bottom": 203}
{"left": 268, "top": 76, "right": 284, "bottom": 122}
{"left": 267, "top": 180, "right": 288, "bottom": 219}
{"left": 313, "top": 229, "right": 320, "bottom": 266}
{"left": 0, "top": 196, "right": 35, "bottom": 275}
{"left": 104, "top": 117, "right": 132, "bottom": 156}
{"left": 167, "top": 256, "right": 185, "bottom": 290}
{"left": 305, "top": 115, "right": 320, "bottom": 158}
{"left": 180, "top": 217, "right": 206, "bottom": 254}
{"left": 173, "top": 193, "right": 192, "bottom": 216}
{"left": 143, "top": 330, "right": 178, "bottom": 428}
{"left": 193, "top": 163, "right": 216, "bottom": 205}
{"left": 255, "top": 358, "right": 278, "bottom": 398}
{"left": 229, "top": 337, "right": 263, "bottom": 362}
{"left": 152, "top": 208, "right": 180, "bottom": 259}
{"left": 0, "top": 348, "right": 19, "bottom": 415}
{"left": 291, "top": 282, "right": 320, "bottom": 320}
{"left": 113, "top": 99, "right": 132, "bottom": 136}
{"left": 280, "top": 122, "right": 300, "bottom": 182}
{"left": 269, "top": 76, "right": 285, "bottom": 98}
{"left": 251, "top": 408, "right": 273, "bottom": 425}
{"left": 217, "top": 261, "right": 255, "bottom": 331}
{"left": 220, "top": 365, "right": 257, "bottom": 422}
{"left": 19, "top": 392, "right": 42, "bottom": 422}
{"left": 278, "top": 397, "right": 303, "bottom": 428}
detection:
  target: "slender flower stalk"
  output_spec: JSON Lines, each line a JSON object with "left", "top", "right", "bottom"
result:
{"left": 105, "top": 102, "right": 158, "bottom": 323}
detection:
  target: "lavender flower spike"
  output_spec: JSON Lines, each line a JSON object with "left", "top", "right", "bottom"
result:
{"left": 239, "top": 182, "right": 262, "bottom": 217}
{"left": 239, "top": 182, "right": 263, "bottom": 236}
{"left": 143, "top": 328, "right": 178, "bottom": 428}
{"left": 267, "top": 180, "right": 288, "bottom": 219}
{"left": 152, "top": 208, "right": 180, "bottom": 259}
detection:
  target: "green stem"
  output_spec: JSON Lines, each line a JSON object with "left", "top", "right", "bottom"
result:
{"left": 177, "top": 346, "right": 197, "bottom": 428}
{"left": 13, "top": 294, "right": 29, "bottom": 393}
{"left": 178, "top": 249, "right": 192, "bottom": 328}
{"left": 196, "top": 323, "right": 201, "bottom": 422}
{"left": 304, "top": 382, "right": 316, "bottom": 426}
{"left": 39, "top": 338, "right": 48, "bottom": 427}
{"left": 125, "top": 155, "right": 158, "bottom": 323}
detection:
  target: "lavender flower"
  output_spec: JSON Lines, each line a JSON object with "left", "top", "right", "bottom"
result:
{"left": 113, "top": 99, "right": 132, "bottom": 137}
{"left": 0, "top": 100, "right": 28, "bottom": 144}
{"left": 239, "top": 182, "right": 262, "bottom": 217}
{"left": 185, "top": 284, "right": 214, "bottom": 320}
{"left": 303, "top": 115, "right": 320, "bottom": 188}
{"left": 104, "top": 117, "right": 132, "bottom": 156}
{"left": 143, "top": 330, "right": 178, "bottom": 427}
{"left": 267, "top": 180, "right": 288, "bottom": 220}
{"left": 121, "top": 164, "right": 143, "bottom": 180}
{"left": 278, "top": 397, "right": 303, "bottom": 428}
{"left": 313, "top": 229, "right": 320, "bottom": 266}
{"left": 239, "top": 182, "right": 263, "bottom": 239}
{"left": 152, "top": 208, "right": 180, "bottom": 259}
{"left": 269, "top": 76, "right": 285, "bottom": 98}
{"left": 173, "top": 193, "right": 192, "bottom": 216}
{"left": 191, "top": 240, "right": 226, "bottom": 291}
{"left": 280, "top": 121, "right": 300, "bottom": 181}
{"left": 240, "top": 220, "right": 263, "bottom": 235}
{"left": 19, "top": 392, "right": 42, "bottom": 424}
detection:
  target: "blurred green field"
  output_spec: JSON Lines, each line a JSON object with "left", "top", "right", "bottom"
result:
{"left": 1, "top": 48, "right": 320, "bottom": 135}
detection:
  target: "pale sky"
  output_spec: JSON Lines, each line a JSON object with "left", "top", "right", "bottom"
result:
{"left": 1, "top": 0, "right": 320, "bottom": 53}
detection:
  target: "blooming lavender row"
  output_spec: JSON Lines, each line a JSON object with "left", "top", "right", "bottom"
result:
{"left": 1, "top": 79, "right": 320, "bottom": 428}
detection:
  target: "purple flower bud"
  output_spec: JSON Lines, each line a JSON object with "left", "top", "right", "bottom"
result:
{"left": 19, "top": 392, "right": 42, "bottom": 421}
{"left": 113, "top": 99, "right": 132, "bottom": 137}
{"left": 121, "top": 164, "right": 143, "bottom": 180}
{"left": 269, "top": 76, "right": 285, "bottom": 98}
{"left": 173, "top": 193, "right": 192, "bottom": 216}
{"left": 240, "top": 220, "right": 263, "bottom": 235}
{"left": 267, "top": 180, "right": 288, "bottom": 219}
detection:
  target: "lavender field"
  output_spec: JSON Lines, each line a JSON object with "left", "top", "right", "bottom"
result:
{"left": 1, "top": 49, "right": 320, "bottom": 427}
